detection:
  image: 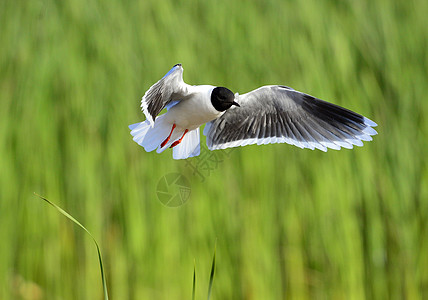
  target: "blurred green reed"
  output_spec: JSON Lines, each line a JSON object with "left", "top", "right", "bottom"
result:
{"left": 1, "top": 0, "right": 427, "bottom": 298}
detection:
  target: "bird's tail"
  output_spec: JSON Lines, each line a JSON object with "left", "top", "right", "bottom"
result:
{"left": 172, "top": 128, "right": 200, "bottom": 159}
{"left": 129, "top": 115, "right": 200, "bottom": 159}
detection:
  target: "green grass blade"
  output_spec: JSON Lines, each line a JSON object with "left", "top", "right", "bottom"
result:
{"left": 34, "top": 193, "right": 109, "bottom": 300}
{"left": 192, "top": 259, "right": 196, "bottom": 300}
{"left": 207, "top": 242, "right": 216, "bottom": 300}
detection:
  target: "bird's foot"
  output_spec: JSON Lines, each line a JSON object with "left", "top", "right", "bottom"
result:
{"left": 161, "top": 124, "right": 176, "bottom": 148}
{"left": 170, "top": 129, "right": 189, "bottom": 148}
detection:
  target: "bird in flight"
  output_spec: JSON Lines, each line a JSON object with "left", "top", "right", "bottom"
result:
{"left": 129, "top": 64, "right": 377, "bottom": 159}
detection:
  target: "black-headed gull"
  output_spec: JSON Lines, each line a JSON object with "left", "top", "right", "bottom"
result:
{"left": 129, "top": 64, "right": 377, "bottom": 159}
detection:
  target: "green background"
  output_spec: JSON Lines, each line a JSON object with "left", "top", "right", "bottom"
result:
{"left": 1, "top": 0, "right": 427, "bottom": 299}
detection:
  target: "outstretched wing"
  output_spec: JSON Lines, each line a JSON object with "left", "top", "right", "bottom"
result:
{"left": 204, "top": 85, "right": 377, "bottom": 151}
{"left": 141, "top": 64, "right": 190, "bottom": 126}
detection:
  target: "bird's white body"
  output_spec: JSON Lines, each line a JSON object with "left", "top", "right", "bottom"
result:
{"left": 129, "top": 70, "right": 226, "bottom": 159}
{"left": 164, "top": 85, "right": 223, "bottom": 130}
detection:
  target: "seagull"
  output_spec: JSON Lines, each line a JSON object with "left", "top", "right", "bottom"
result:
{"left": 129, "top": 64, "right": 377, "bottom": 159}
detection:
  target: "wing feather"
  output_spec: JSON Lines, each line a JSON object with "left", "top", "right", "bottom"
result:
{"left": 141, "top": 64, "right": 190, "bottom": 126}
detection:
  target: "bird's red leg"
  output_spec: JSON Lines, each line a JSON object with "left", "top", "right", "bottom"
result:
{"left": 170, "top": 129, "right": 189, "bottom": 148}
{"left": 160, "top": 124, "right": 176, "bottom": 148}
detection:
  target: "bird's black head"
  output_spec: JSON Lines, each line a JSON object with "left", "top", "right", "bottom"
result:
{"left": 211, "top": 87, "right": 240, "bottom": 112}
